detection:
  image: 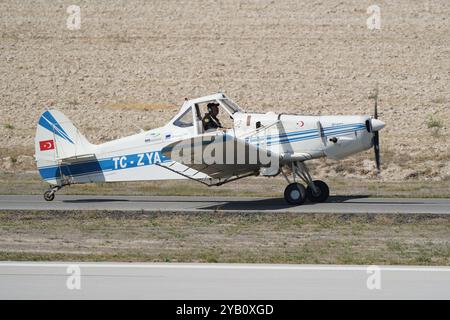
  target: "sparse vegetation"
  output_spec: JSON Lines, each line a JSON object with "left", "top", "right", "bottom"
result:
{"left": 3, "top": 123, "right": 14, "bottom": 130}
{"left": 0, "top": 210, "right": 448, "bottom": 265}
{"left": 425, "top": 114, "right": 444, "bottom": 135}
{"left": 1, "top": 172, "right": 450, "bottom": 198}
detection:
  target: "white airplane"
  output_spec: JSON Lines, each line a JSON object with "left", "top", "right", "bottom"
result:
{"left": 35, "top": 92, "right": 385, "bottom": 204}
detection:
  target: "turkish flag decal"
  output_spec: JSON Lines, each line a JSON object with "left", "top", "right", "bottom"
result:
{"left": 39, "top": 139, "right": 55, "bottom": 151}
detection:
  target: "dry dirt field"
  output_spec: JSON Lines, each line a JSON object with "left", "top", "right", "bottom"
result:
{"left": 1, "top": 0, "right": 449, "bottom": 183}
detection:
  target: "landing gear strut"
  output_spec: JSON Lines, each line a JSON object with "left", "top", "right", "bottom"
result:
{"left": 281, "top": 162, "right": 330, "bottom": 205}
{"left": 43, "top": 186, "right": 62, "bottom": 202}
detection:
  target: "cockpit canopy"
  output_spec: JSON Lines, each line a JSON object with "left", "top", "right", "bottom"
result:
{"left": 170, "top": 93, "right": 243, "bottom": 133}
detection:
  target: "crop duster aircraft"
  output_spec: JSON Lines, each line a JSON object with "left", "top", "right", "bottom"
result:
{"left": 35, "top": 93, "right": 385, "bottom": 204}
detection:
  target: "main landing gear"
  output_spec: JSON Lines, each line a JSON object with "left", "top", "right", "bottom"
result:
{"left": 281, "top": 162, "right": 330, "bottom": 205}
{"left": 43, "top": 185, "right": 62, "bottom": 202}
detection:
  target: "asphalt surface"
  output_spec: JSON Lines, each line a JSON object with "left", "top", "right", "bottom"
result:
{"left": 0, "top": 262, "right": 449, "bottom": 299}
{"left": 0, "top": 195, "right": 449, "bottom": 214}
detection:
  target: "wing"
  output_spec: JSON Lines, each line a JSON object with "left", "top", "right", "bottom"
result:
{"left": 159, "top": 132, "right": 275, "bottom": 185}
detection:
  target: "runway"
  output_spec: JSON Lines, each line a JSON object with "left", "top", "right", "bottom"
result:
{"left": 0, "top": 195, "right": 449, "bottom": 214}
{"left": 0, "top": 262, "right": 449, "bottom": 299}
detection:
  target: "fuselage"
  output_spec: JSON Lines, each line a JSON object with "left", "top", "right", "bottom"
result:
{"left": 233, "top": 112, "right": 374, "bottom": 162}
{"left": 36, "top": 94, "right": 381, "bottom": 186}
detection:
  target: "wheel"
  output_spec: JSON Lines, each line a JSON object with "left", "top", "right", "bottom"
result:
{"left": 44, "top": 190, "right": 55, "bottom": 202}
{"left": 284, "top": 183, "right": 306, "bottom": 205}
{"left": 306, "top": 180, "right": 329, "bottom": 203}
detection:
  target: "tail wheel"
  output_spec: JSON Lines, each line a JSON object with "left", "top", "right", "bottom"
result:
{"left": 306, "top": 180, "right": 329, "bottom": 203}
{"left": 44, "top": 190, "right": 55, "bottom": 202}
{"left": 284, "top": 183, "right": 306, "bottom": 205}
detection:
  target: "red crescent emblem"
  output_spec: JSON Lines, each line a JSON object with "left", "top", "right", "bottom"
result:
{"left": 39, "top": 139, "right": 55, "bottom": 151}
{"left": 298, "top": 121, "right": 304, "bottom": 127}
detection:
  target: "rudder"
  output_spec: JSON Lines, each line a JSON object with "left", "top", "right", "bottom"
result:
{"left": 35, "top": 109, "right": 94, "bottom": 184}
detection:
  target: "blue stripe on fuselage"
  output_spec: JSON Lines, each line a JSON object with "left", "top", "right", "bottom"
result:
{"left": 249, "top": 123, "right": 365, "bottom": 146}
{"left": 39, "top": 151, "right": 169, "bottom": 181}
{"left": 268, "top": 127, "right": 366, "bottom": 146}
{"left": 248, "top": 123, "right": 364, "bottom": 143}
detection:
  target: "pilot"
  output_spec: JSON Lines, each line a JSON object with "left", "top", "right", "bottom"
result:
{"left": 202, "top": 102, "right": 223, "bottom": 131}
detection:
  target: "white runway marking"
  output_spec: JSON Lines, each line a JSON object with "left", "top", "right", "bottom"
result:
{"left": 1, "top": 262, "right": 450, "bottom": 273}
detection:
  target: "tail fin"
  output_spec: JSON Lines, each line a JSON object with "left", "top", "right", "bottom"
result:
{"left": 35, "top": 109, "right": 94, "bottom": 181}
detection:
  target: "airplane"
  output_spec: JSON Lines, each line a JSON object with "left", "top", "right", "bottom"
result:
{"left": 35, "top": 92, "right": 385, "bottom": 204}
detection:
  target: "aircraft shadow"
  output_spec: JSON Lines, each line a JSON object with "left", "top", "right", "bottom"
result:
{"left": 202, "top": 196, "right": 426, "bottom": 211}
{"left": 197, "top": 195, "right": 371, "bottom": 211}
{"left": 61, "top": 195, "right": 426, "bottom": 211}
{"left": 62, "top": 197, "right": 307, "bottom": 210}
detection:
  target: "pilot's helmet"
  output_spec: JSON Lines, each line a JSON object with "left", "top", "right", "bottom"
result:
{"left": 207, "top": 102, "right": 220, "bottom": 116}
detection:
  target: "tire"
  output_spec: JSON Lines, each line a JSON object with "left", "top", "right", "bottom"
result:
{"left": 306, "top": 180, "right": 329, "bottom": 203}
{"left": 44, "top": 190, "right": 55, "bottom": 202}
{"left": 284, "top": 183, "right": 306, "bottom": 205}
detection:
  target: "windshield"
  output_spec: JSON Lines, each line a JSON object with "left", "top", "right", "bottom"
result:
{"left": 173, "top": 108, "right": 193, "bottom": 127}
{"left": 218, "top": 99, "right": 242, "bottom": 114}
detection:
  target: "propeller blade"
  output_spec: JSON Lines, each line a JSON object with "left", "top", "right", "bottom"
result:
{"left": 373, "top": 131, "right": 381, "bottom": 172}
{"left": 374, "top": 86, "right": 378, "bottom": 119}
{"left": 372, "top": 86, "right": 381, "bottom": 172}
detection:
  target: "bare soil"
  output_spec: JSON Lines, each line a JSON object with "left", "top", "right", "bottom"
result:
{"left": 0, "top": 0, "right": 449, "bottom": 182}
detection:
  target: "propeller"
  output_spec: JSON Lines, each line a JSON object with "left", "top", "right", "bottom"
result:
{"left": 370, "top": 86, "right": 384, "bottom": 173}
